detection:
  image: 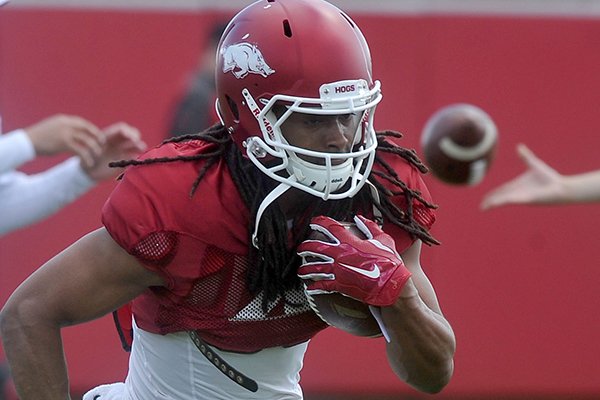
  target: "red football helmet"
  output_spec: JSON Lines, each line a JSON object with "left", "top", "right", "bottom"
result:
{"left": 216, "top": 0, "right": 382, "bottom": 202}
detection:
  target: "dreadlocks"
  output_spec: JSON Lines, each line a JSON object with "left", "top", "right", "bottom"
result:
{"left": 109, "top": 123, "right": 439, "bottom": 310}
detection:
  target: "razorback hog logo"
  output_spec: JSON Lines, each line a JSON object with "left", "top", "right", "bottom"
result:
{"left": 222, "top": 43, "right": 275, "bottom": 79}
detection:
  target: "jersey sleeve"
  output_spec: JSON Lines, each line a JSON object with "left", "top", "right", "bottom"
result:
{"left": 101, "top": 163, "right": 181, "bottom": 287}
{"left": 102, "top": 140, "right": 251, "bottom": 294}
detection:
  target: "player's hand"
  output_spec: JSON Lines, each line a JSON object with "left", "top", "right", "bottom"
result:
{"left": 297, "top": 215, "right": 411, "bottom": 307}
{"left": 81, "top": 122, "right": 146, "bottom": 182}
{"left": 24, "top": 114, "right": 105, "bottom": 167}
{"left": 480, "top": 144, "right": 565, "bottom": 210}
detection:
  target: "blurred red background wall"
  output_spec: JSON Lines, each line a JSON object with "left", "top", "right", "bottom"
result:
{"left": 1, "top": 2, "right": 600, "bottom": 398}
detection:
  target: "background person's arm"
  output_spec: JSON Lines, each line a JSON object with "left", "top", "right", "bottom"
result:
{"left": 0, "top": 158, "right": 94, "bottom": 235}
{"left": 482, "top": 144, "right": 600, "bottom": 209}
{"left": 0, "top": 121, "right": 145, "bottom": 236}
{"left": 0, "top": 129, "right": 36, "bottom": 174}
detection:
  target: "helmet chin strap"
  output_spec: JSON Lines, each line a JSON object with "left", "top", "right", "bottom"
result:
{"left": 365, "top": 180, "right": 383, "bottom": 226}
{"left": 251, "top": 179, "right": 383, "bottom": 250}
{"left": 252, "top": 181, "right": 294, "bottom": 249}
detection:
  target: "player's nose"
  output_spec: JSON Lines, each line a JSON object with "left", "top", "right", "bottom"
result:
{"left": 324, "top": 117, "right": 351, "bottom": 153}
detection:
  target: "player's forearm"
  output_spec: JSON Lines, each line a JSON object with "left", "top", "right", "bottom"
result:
{"left": 0, "top": 300, "right": 71, "bottom": 399}
{"left": 381, "top": 292, "right": 455, "bottom": 394}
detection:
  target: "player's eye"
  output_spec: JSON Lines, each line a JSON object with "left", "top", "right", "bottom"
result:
{"left": 303, "top": 116, "right": 326, "bottom": 127}
{"left": 338, "top": 113, "right": 356, "bottom": 125}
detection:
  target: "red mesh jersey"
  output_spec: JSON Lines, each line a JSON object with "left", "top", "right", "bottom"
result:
{"left": 102, "top": 139, "right": 436, "bottom": 353}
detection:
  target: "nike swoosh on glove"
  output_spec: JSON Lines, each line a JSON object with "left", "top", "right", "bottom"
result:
{"left": 297, "top": 215, "right": 411, "bottom": 307}
{"left": 82, "top": 382, "right": 126, "bottom": 400}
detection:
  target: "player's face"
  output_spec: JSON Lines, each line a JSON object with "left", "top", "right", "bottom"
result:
{"left": 280, "top": 112, "right": 361, "bottom": 165}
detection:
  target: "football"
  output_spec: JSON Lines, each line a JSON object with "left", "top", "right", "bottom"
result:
{"left": 304, "top": 222, "right": 382, "bottom": 338}
{"left": 421, "top": 103, "right": 498, "bottom": 185}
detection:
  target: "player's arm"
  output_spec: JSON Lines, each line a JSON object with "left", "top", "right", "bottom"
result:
{"left": 0, "top": 227, "right": 164, "bottom": 400}
{"left": 297, "top": 215, "right": 455, "bottom": 393}
{"left": 380, "top": 239, "right": 455, "bottom": 393}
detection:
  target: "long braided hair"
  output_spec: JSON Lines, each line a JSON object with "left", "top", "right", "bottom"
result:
{"left": 110, "top": 123, "right": 439, "bottom": 310}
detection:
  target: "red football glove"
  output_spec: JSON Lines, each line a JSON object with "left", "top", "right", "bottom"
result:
{"left": 297, "top": 215, "right": 411, "bottom": 307}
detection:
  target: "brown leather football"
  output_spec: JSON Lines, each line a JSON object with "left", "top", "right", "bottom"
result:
{"left": 421, "top": 103, "right": 498, "bottom": 186}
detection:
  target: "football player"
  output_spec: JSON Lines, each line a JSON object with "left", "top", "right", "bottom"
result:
{"left": 0, "top": 1, "right": 455, "bottom": 399}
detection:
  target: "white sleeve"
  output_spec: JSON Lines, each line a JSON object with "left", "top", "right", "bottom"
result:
{"left": 0, "top": 157, "right": 96, "bottom": 235}
{"left": 0, "top": 129, "right": 36, "bottom": 174}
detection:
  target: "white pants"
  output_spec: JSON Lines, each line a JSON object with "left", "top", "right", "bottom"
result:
{"left": 83, "top": 319, "right": 308, "bottom": 399}
{"left": 83, "top": 382, "right": 126, "bottom": 400}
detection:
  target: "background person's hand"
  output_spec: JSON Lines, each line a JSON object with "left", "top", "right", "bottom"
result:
{"left": 81, "top": 122, "right": 146, "bottom": 182}
{"left": 24, "top": 114, "right": 105, "bottom": 167}
{"left": 481, "top": 144, "right": 565, "bottom": 210}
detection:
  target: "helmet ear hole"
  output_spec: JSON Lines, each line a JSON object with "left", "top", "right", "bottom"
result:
{"left": 283, "top": 20, "right": 293, "bottom": 37}
{"left": 226, "top": 95, "right": 240, "bottom": 123}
